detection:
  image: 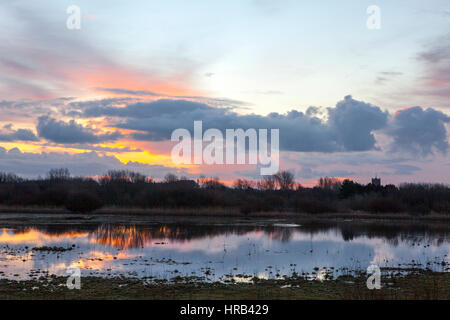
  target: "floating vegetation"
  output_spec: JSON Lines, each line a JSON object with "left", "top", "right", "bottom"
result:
{"left": 32, "top": 246, "right": 74, "bottom": 252}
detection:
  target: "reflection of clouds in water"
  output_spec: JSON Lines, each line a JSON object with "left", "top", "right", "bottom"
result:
{"left": 0, "top": 228, "right": 89, "bottom": 246}
{"left": 370, "top": 241, "right": 395, "bottom": 265}
{"left": 0, "top": 251, "right": 35, "bottom": 280}
{"left": 314, "top": 269, "right": 329, "bottom": 281}
{"left": 46, "top": 262, "right": 70, "bottom": 275}
{"left": 290, "top": 231, "right": 450, "bottom": 267}
{"left": 73, "top": 251, "right": 136, "bottom": 271}
{"left": 162, "top": 232, "right": 259, "bottom": 254}
{"left": 0, "top": 225, "right": 448, "bottom": 281}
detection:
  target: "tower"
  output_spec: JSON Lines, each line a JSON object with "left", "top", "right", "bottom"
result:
{"left": 371, "top": 176, "right": 381, "bottom": 187}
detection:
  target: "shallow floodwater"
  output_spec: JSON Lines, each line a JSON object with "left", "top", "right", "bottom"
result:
{"left": 0, "top": 222, "right": 449, "bottom": 282}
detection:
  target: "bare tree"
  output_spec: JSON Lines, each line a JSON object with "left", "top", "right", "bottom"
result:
{"left": 164, "top": 173, "right": 179, "bottom": 183}
{"left": 257, "top": 175, "right": 277, "bottom": 190}
{"left": 318, "top": 177, "right": 342, "bottom": 191}
{"left": 274, "top": 170, "right": 295, "bottom": 190}
{"left": 0, "top": 172, "right": 22, "bottom": 183}
{"left": 233, "top": 179, "right": 255, "bottom": 190}
{"left": 197, "top": 176, "right": 224, "bottom": 189}
{"left": 101, "top": 170, "right": 148, "bottom": 184}
{"left": 47, "top": 168, "right": 70, "bottom": 181}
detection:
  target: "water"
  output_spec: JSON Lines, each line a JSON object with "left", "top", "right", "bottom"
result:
{"left": 0, "top": 222, "right": 448, "bottom": 282}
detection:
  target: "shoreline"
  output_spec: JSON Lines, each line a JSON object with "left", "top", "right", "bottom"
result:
{"left": 0, "top": 206, "right": 449, "bottom": 224}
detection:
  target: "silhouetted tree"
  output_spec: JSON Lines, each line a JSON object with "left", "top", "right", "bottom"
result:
{"left": 47, "top": 168, "right": 70, "bottom": 181}
{"left": 234, "top": 179, "right": 255, "bottom": 190}
{"left": 257, "top": 175, "right": 277, "bottom": 190}
{"left": 0, "top": 170, "right": 447, "bottom": 215}
{"left": 274, "top": 170, "right": 295, "bottom": 190}
{"left": 0, "top": 172, "right": 22, "bottom": 183}
{"left": 318, "top": 177, "right": 342, "bottom": 191}
{"left": 197, "top": 176, "right": 224, "bottom": 189}
{"left": 164, "top": 173, "right": 178, "bottom": 183}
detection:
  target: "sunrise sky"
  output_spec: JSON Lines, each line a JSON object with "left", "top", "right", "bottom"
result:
{"left": 0, "top": 0, "right": 449, "bottom": 185}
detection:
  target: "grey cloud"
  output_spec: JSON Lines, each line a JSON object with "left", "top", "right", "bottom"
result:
{"left": 296, "top": 167, "right": 356, "bottom": 179}
{"left": 327, "top": 96, "right": 388, "bottom": 151}
{"left": 0, "top": 3, "right": 111, "bottom": 98}
{"left": 78, "top": 96, "right": 389, "bottom": 153}
{"left": 42, "top": 143, "right": 142, "bottom": 153}
{"left": 36, "top": 116, "right": 122, "bottom": 144}
{"left": 0, "top": 147, "right": 185, "bottom": 179}
{"left": 94, "top": 87, "right": 249, "bottom": 109}
{"left": 376, "top": 71, "right": 403, "bottom": 85}
{"left": 0, "top": 124, "right": 39, "bottom": 142}
{"left": 416, "top": 35, "right": 450, "bottom": 102}
{"left": 418, "top": 37, "right": 450, "bottom": 63}
{"left": 85, "top": 99, "right": 216, "bottom": 120}
{"left": 387, "top": 106, "right": 450, "bottom": 156}
{"left": 379, "top": 72, "right": 404, "bottom": 76}
{"left": 0, "top": 97, "right": 75, "bottom": 120}
{"left": 282, "top": 151, "right": 414, "bottom": 169}
{"left": 95, "top": 87, "right": 161, "bottom": 97}
{"left": 386, "top": 164, "right": 422, "bottom": 175}
{"left": 65, "top": 98, "right": 137, "bottom": 117}
{"left": 68, "top": 97, "right": 136, "bottom": 110}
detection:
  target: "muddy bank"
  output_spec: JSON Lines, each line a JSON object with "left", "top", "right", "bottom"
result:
{"left": 0, "top": 208, "right": 449, "bottom": 228}
{"left": 0, "top": 272, "right": 448, "bottom": 300}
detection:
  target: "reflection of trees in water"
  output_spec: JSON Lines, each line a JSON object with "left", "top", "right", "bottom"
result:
{"left": 95, "top": 225, "right": 149, "bottom": 249}
{"left": 265, "top": 228, "right": 295, "bottom": 242}
{"left": 85, "top": 223, "right": 450, "bottom": 248}
{"left": 337, "top": 223, "right": 450, "bottom": 247}
{"left": 94, "top": 224, "right": 295, "bottom": 248}
{"left": 5, "top": 222, "right": 449, "bottom": 249}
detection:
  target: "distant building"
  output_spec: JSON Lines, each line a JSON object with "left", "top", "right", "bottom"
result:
{"left": 371, "top": 176, "right": 381, "bottom": 187}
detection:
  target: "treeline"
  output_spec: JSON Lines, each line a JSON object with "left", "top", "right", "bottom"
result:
{"left": 0, "top": 169, "right": 448, "bottom": 214}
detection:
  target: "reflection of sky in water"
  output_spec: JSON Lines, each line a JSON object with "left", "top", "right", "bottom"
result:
{"left": 0, "top": 224, "right": 448, "bottom": 281}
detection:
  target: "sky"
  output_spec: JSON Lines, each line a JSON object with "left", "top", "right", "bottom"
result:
{"left": 0, "top": 0, "right": 449, "bottom": 185}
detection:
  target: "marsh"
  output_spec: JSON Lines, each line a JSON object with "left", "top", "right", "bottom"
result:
{"left": 0, "top": 216, "right": 448, "bottom": 282}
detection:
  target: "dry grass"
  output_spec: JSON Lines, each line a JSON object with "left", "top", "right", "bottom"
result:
{"left": 0, "top": 272, "right": 448, "bottom": 300}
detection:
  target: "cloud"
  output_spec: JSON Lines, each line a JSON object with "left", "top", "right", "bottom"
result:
{"left": 42, "top": 143, "right": 142, "bottom": 153}
{"left": 94, "top": 87, "right": 249, "bottom": 109}
{"left": 379, "top": 72, "right": 404, "bottom": 77}
{"left": 78, "top": 96, "right": 389, "bottom": 153}
{"left": 375, "top": 71, "right": 403, "bottom": 85}
{"left": 327, "top": 95, "right": 388, "bottom": 151}
{"left": 95, "top": 87, "right": 161, "bottom": 97}
{"left": 296, "top": 167, "right": 356, "bottom": 179}
{"left": 0, "top": 147, "right": 185, "bottom": 179}
{"left": 416, "top": 35, "right": 450, "bottom": 102}
{"left": 36, "top": 116, "right": 122, "bottom": 144}
{"left": 387, "top": 106, "right": 450, "bottom": 156}
{"left": 385, "top": 164, "right": 422, "bottom": 175}
{"left": 0, "top": 124, "right": 39, "bottom": 142}
{"left": 0, "top": 3, "right": 193, "bottom": 100}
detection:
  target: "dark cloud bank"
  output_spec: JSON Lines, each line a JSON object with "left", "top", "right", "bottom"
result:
{"left": 2, "top": 95, "right": 448, "bottom": 158}
{"left": 0, "top": 124, "right": 38, "bottom": 142}
{"left": 36, "top": 116, "right": 122, "bottom": 144}
{"left": 74, "top": 95, "right": 449, "bottom": 156}
{"left": 0, "top": 95, "right": 448, "bottom": 179}
{"left": 0, "top": 147, "right": 185, "bottom": 179}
